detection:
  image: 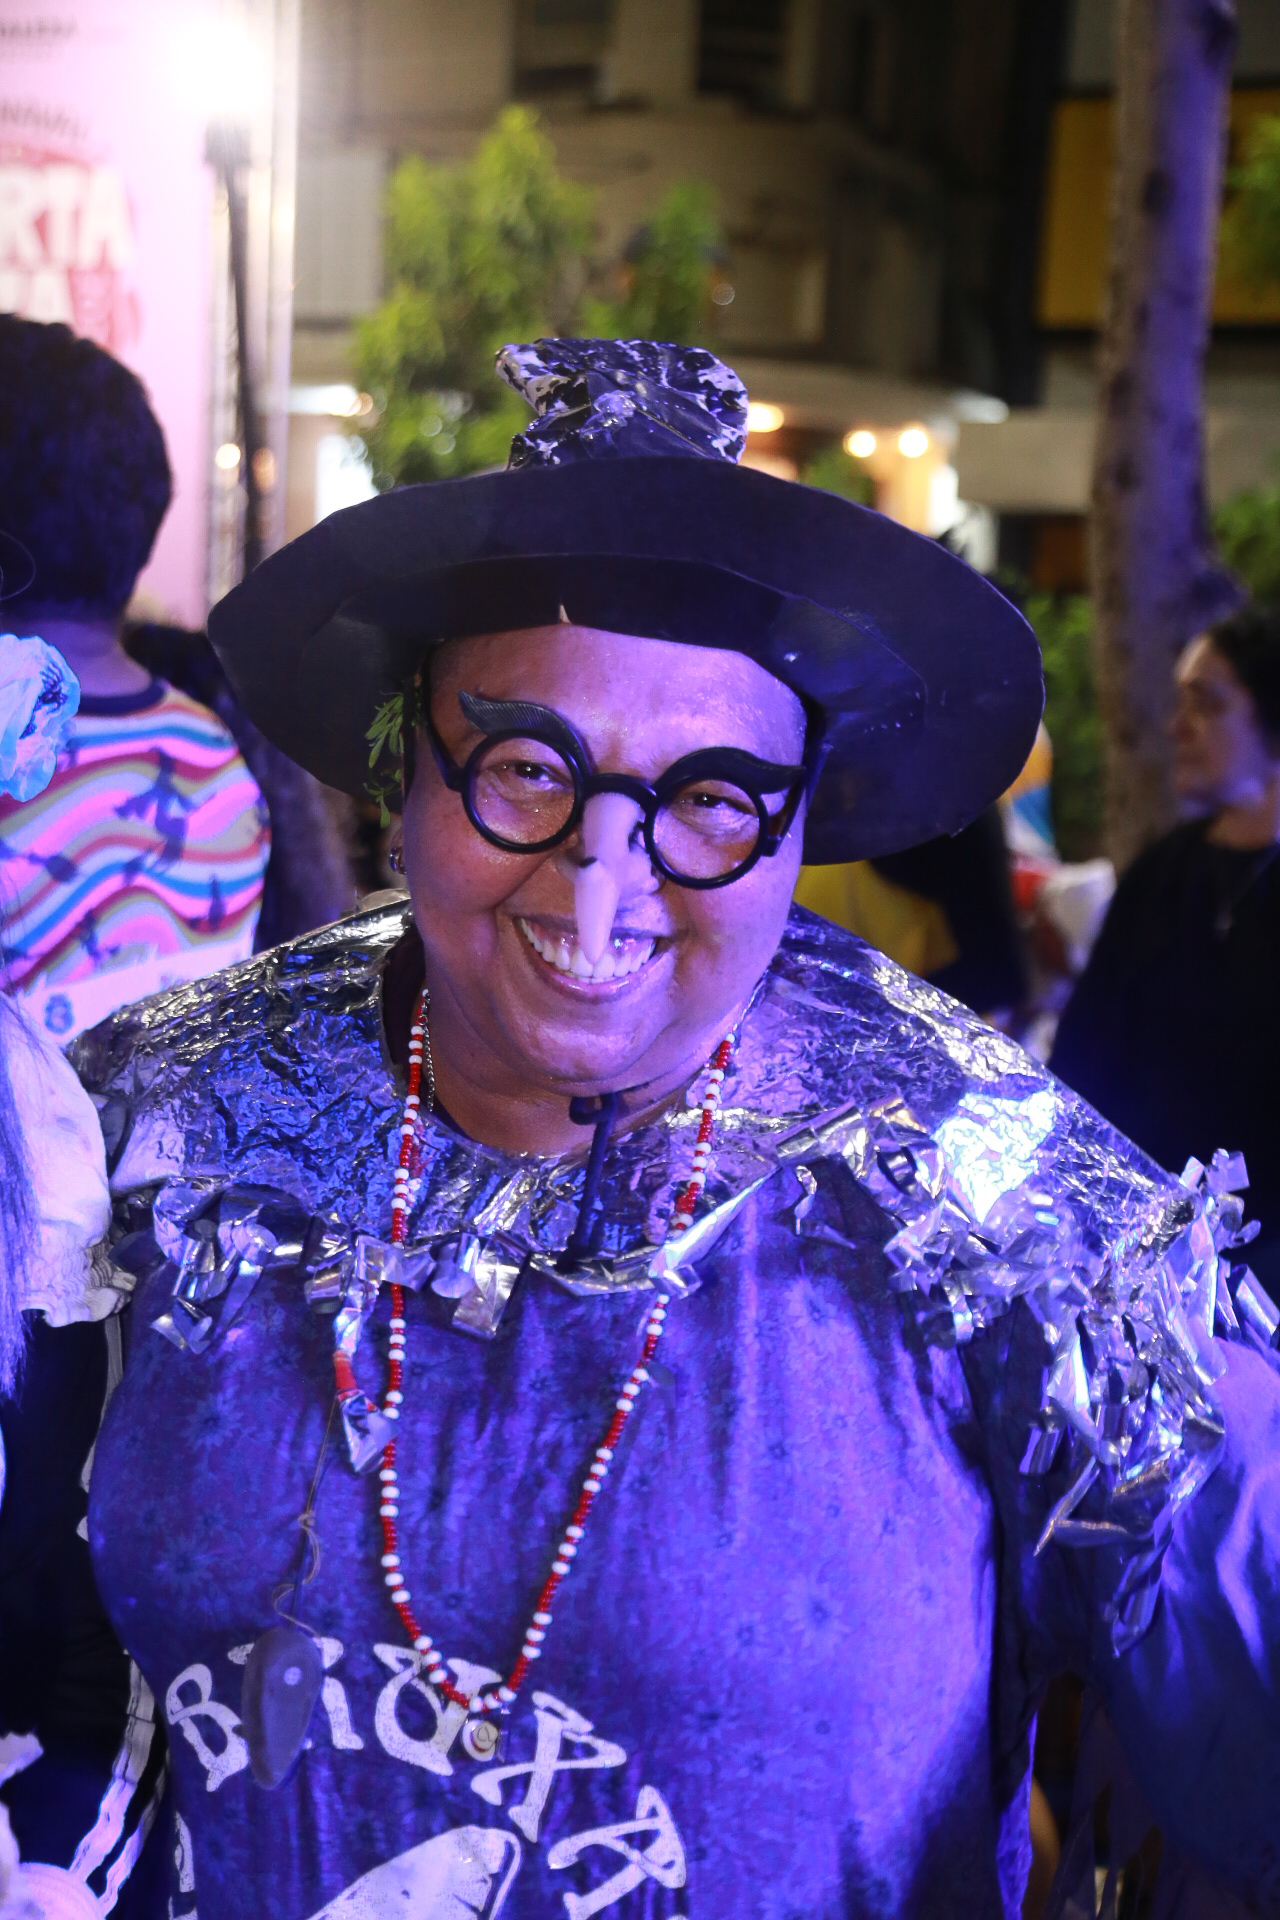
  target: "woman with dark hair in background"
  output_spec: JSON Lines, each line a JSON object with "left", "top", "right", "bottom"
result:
{"left": 121, "top": 621, "right": 355, "bottom": 949}
{"left": 0, "top": 316, "right": 265, "bottom": 1048}
{"left": 1052, "top": 604, "right": 1280, "bottom": 1301}
{"left": 0, "top": 317, "right": 350, "bottom": 1054}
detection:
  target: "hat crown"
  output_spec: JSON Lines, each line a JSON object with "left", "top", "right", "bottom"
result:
{"left": 497, "top": 337, "right": 748, "bottom": 469}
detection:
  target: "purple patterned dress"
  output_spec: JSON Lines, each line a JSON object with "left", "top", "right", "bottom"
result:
{"left": 72, "top": 905, "right": 1280, "bottom": 1918}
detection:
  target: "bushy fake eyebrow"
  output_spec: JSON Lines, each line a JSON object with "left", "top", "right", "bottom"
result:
{"left": 457, "top": 690, "right": 589, "bottom": 767}
{"left": 458, "top": 690, "right": 565, "bottom": 736}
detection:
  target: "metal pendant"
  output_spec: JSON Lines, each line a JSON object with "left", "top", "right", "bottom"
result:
{"left": 339, "top": 1390, "right": 396, "bottom": 1473}
{"left": 241, "top": 1624, "right": 325, "bottom": 1789}
{"left": 462, "top": 1716, "right": 503, "bottom": 1761}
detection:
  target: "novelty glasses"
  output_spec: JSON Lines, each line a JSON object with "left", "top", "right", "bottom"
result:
{"left": 425, "top": 690, "right": 814, "bottom": 889}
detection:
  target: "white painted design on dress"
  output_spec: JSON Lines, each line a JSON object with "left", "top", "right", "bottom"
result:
{"left": 168, "top": 1807, "right": 198, "bottom": 1916}
{"left": 158, "top": 1653, "right": 688, "bottom": 1912}
{"left": 316, "top": 1637, "right": 366, "bottom": 1750}
{"left": 470, "top": 1692, "right": 627, "bottom": 1843}
{"left": 164, "top": 1665, "right": 249, "bottom": 1793}
{"left": 372, "top": 1647, "right": 501, "bottom": 1777}
{"left": 304, "top": 1826, "right": 521, "bottom": 1918}
{"left": 547, "top": 1785, "right": 686, "bottom": 1918}
{"left": 174, "top": 1812, "right": 196, "bottom": 1893}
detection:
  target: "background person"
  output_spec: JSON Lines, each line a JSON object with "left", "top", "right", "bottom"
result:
{"left": 0, "top": 631, "right": 161, "bottom": 1915}
{"left": 0, "top": 317, "right": 271, "bottom": 1045}
{"left": 794, "top": 804, "right": 1029, "bottom": 1023}
{"left": 1051, "top": 604, "right": 1280, "bottom": 1293}
{"left": 122, "top": 620, "right": 354, "bottom": 950}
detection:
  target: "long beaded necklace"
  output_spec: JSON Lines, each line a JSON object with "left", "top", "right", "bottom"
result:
{"left": 336, "top": 987, "right": 732, "bottom": 1734}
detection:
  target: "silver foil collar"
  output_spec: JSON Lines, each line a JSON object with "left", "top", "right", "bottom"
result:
{"left": 75, "top": 902, "right": 1280, "bottom": 1652}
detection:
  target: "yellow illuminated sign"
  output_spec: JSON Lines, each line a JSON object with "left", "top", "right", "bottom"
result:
{"left": 1038, "top": 87, "right": 1280, "bottom": 328}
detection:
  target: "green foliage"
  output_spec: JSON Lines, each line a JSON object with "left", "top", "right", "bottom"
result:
{"left": 582, "top": 183, "right": 723, "bottom": 345}
{"left": 1222, "top": 113, "right": 1280, "bottom": 292}
{"left": 355, "top": 113, "right": 729, "bottom": 490}
{"left": 800, "top": 443, "right": 875, "bottom": 507}
{"left": 365, "top": 692, "right": 406, "bottom": 824}
{"left": 1214, "top": 471, "right": 1280, "bottom": 604}
{"left": 366, "top": 692, "right": 405, "bottom": 768}
{"left": 1023, "top": 593, "right": 1104, "bottom": 862}
{"left": 354, "top": 108, "right": 593, "bottom": 488}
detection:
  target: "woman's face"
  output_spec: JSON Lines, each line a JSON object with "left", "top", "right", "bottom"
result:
{"left": 402, "top": 624, "right": 808, "bottom": 1105}
{"left": 1172, "top": 636, "right": 1279, "bottom": 810}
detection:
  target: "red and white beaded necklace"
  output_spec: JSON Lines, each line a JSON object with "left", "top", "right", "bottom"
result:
{"left": 336, "top": 987, "right": 732, "bottom": 1726}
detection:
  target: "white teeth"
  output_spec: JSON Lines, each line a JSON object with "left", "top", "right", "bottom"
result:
{"left": 517, "top": 918, "right": 655, "bottom": 984}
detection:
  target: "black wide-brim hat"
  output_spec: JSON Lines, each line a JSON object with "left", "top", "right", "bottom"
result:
{"left": 209, "top": 341, "right": 1042, "bottom": 862}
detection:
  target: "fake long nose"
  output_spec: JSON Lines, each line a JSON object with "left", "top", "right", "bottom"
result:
{"left": 573, "top": 792, "right": 647, "bottom": 966}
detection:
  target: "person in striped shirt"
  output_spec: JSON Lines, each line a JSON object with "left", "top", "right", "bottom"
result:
{"left": 0, "top": 318, "right": 269, "bottom": 1044}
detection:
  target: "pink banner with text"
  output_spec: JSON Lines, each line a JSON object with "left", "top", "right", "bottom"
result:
{"left": 0, "top": 0, "right": 219, "bottom": 625}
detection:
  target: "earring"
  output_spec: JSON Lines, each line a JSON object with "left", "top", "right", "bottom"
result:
{"left": 388, "top": 839, "right": 405, "bottom": 874}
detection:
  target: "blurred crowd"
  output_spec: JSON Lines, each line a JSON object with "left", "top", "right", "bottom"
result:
{"left": 1, "top": 315, "right": 1279, "bottom": 1914}
{"left": 799, "top": 595, "right": 1280, "bottom": 1303}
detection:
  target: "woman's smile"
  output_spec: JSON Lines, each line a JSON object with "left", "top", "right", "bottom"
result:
{"left": 515, "top": 913, "right": 666, "bottom": 985}
{"left": 401, "top": 623, "right": 807, "bottom": 1152}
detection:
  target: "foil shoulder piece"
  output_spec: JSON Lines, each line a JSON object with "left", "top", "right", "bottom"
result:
{"left": 70, "top": 904, "right": 409, "bottom": 1210}
{"left": 775, "top": 914, "right": 1277, "bottom": 1649}
{"left": 72, "top": 900, "right": 1271, "bottom": 1649}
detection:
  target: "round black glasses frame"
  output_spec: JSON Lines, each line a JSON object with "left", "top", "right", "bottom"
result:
{"left": 423, "top": 691, "right": 816, "bottom": 890}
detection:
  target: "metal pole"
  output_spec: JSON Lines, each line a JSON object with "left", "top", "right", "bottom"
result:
{"left": 206, "top": 122, "right": 265, "bottom": 576}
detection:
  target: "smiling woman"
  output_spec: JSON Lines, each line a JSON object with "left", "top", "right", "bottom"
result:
{"left": 403, "top": 625, "right": 808, "bottom": 1151}
{"left": 38, "top": 340, "right": 1280, "bottom": 1919}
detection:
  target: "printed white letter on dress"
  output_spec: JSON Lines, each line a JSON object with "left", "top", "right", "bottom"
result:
{"left": 304, "top": 1826, "right": 521, "bottom": 1919}
{"left": 470, "top": 1692, "right": 627, "bottom": 1843}
{"left": 164, "top": 1665, "right": 249, "bottom": 1793}
{"left": 372, "top": 1647, "right": 501, "bottom": 1777}
{"left": 547, "top": 1785, "right": 686, "bottom": 1919}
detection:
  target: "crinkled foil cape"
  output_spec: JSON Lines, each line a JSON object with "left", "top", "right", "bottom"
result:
{"left": 73, "top": 902, "right": 1260, "bottom": 1654}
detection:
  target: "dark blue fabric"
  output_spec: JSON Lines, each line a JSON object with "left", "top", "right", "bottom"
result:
{"left": 0, "top": 1318, "right": 132, "bottom": 1866}
{"left": 92, "top": 1165, "right": 1026, "bottom": 1918}
{"left": 87, "top": 1168, "right": 1280, "bottom": 1919}
{"left": 75, "top": 906, "right": 1280, "bottom": 1916}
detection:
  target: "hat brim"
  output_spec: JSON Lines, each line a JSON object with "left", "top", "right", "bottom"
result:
{"left": 208, "top": 458, "right": 1042, "bottom": 862}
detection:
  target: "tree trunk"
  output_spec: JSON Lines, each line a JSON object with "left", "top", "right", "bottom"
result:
{"left": 1089, "top": 0, "right": 1244, "bottom": 873}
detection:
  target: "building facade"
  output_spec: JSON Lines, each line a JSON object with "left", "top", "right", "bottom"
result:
{"left": 287, "top": 0, "right": 1280, "bottom": 573}
{"left": 287, "top": 0, "right": 1065, "bottom": 540}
